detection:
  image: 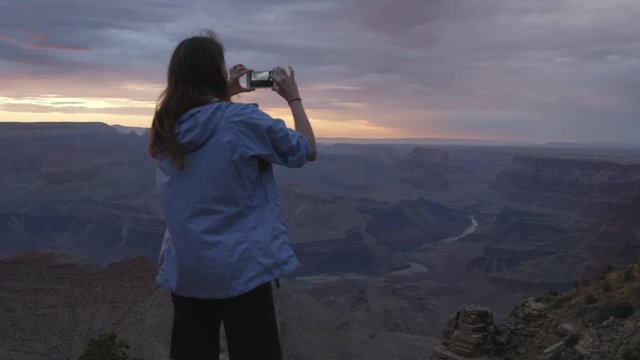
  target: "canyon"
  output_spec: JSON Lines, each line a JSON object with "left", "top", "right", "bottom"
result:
{"left": 1, "top": 122, "right": 639, "bottom": 358}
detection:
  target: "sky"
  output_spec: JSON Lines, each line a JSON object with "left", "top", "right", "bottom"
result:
{"left": 0, "top": 0, "right": 639, "bottom": 142}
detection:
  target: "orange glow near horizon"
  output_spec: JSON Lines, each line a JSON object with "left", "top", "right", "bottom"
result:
{"left": 0, "top": 109, "right": 429, "bottom": 139}
{"left": 0, "top": 109, "right": 501, "bottom": 141}
{"left": 0, "top": 92, "right": 502, "bottom": 141}
{"left": 0, "top": 95, "right": 155, "bottom": 110}
{"left": 0, "top": 110, "right": 152, "bottom": 127}
{"left": 265, "top": 107, "right": 417, "bottom": 138}
{"left": 0, "top": 74, "right": 499, "bottom": 140}
{"left": 0, "top": 92, "right": 433, "bottom": 138}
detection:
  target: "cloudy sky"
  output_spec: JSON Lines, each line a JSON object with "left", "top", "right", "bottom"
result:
{"left": 0, "top": 0, "right": 639, "bottom": 142}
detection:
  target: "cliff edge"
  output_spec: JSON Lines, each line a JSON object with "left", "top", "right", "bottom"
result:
{"left": 433, "top": 263, "right": 640, "bottom": 359}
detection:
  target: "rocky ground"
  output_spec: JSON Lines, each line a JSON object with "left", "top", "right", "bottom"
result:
{"left": 0, "top": 252, "right": 437, "bottom": 360}
{"left": 3, "top": 123, "right": 640, "bottom": 359}
{"left": 432, "top": 263, "right": 640, "bottom": 359}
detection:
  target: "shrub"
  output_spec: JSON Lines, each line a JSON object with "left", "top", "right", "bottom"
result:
{"left": 78, "top": 333, "right": 144, "bottom": 360}
{"left": 623, "top": 267, "right": 636, "bottom": 282}
{"left": 612, "top": 302, "right": 634, "bottom": 319}
{"left": 584, "top": 293, "right": 597, "bottom": 305}
{"left": 622, "top": 341, "right": 640, "bottom": 360}
{"left": 553, "top": 295, "right": 570, "bottom": 307}
{"left": 601, "top": 280, "right": 613, "bottom": 293}
{"left": 575, "top": 278, "right": 590, "bottom": 288}
{"left": 564, "top": 333, "right": 581, "bottom": 348}
{"left": 590, "top": 302, "right": 634, "bottom": 323}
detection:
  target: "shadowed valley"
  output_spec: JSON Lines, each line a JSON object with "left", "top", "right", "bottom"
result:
{"left": 1, "top": 122, "right": 640, "bottom": 359}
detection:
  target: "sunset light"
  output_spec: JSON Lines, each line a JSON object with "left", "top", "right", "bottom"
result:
{"left": 2, "top": 2, "right": 640, "bottom": 359}
{"left": 0, "top": 95, "right": 154, "bottom": 110}
{"left": 1, "top": 0, "right": 639, "bottom": 142}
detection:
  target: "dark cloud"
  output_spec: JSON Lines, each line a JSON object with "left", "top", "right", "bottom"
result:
{"left": 0, "top": 0, "right": 639, "bottom": 142}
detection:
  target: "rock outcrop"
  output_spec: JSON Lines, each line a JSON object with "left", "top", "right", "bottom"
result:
{"left": 434, "top": 263, "right": 640, "bottom": 359}
{"left": 492, "top": 155, "right": 640, "bottom": 210}
{"left": 433, "top": 305, "right": 495, "bottom": 359}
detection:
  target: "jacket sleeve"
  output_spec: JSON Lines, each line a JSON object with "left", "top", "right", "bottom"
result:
{"left": 229, "top": 104, "right": 312, "bottom": 168}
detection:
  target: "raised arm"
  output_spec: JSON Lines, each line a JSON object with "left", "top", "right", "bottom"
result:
{"left": 271, "top": 66, "right": 317, "bottom": 161}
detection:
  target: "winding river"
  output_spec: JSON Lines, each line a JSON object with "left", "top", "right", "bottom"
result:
{"left": 418, "top": 216, "right": 478, "bottom": 250}
{"left": 295, "top": 215, "right": 480, "bottom": 282}
{"left": 442, "top": 216, "right": 478, "bottom": 243}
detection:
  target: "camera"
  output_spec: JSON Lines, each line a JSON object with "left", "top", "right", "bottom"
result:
{"left": 247, "top": 70, "right": 273, "bottom": 88}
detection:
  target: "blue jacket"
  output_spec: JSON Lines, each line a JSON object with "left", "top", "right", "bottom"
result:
{"left": 155, "top": 101, "right": 311, "bottom": 299}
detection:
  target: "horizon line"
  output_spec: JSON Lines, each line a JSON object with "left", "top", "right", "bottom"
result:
{"left": 2, "top": 120, "right": 639, "bottom": 147}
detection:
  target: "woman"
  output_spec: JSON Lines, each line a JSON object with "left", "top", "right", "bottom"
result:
{"left": 149, "top": 32, "right": 316, "bottom": 360}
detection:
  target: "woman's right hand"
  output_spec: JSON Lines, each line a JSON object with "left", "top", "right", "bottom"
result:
{"left": 271, "top": 66, "right": 301, "bottom": 103}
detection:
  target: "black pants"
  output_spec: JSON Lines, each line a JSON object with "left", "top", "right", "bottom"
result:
{"left": 170, "top": 282, "right": 282, "bottom": 360}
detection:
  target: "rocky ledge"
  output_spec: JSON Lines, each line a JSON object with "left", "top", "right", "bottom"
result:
{"left": 433, "top": 305, "right": 494, "bottom": 360}
{"left": 433, "top": 263, "right": 640, "bottom": 359}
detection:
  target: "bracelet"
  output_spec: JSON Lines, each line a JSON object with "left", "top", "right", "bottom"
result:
{"left": 287, "top": 97, "right": 302, "bottom": 105}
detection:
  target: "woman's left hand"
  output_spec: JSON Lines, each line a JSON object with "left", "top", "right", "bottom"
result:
{"left": 228, "top": 64, "right": 254, "bottom": 97}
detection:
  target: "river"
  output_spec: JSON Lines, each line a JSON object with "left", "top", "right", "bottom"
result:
{"left": 418, "top": 216, "right": 478, "bottom": 250}
{"left": 295, "top": 215, "right": 479, "bottom": 282}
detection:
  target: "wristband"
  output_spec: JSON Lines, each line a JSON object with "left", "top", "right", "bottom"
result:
{"left": 287, "top": 97, "right": 302, "bottom": 105}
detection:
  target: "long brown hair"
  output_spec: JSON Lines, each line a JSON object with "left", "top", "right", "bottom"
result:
{"left": 149, "top": 32, "right": 229, "bottom": 169}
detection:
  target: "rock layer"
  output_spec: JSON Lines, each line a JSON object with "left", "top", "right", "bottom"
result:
{"left": 434, "top": 305, "right": 494, "bottom": 359}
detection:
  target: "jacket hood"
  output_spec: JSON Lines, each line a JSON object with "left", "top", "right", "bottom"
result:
{"left": 175, "top": 102, "right": 227, "bottom": 152}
